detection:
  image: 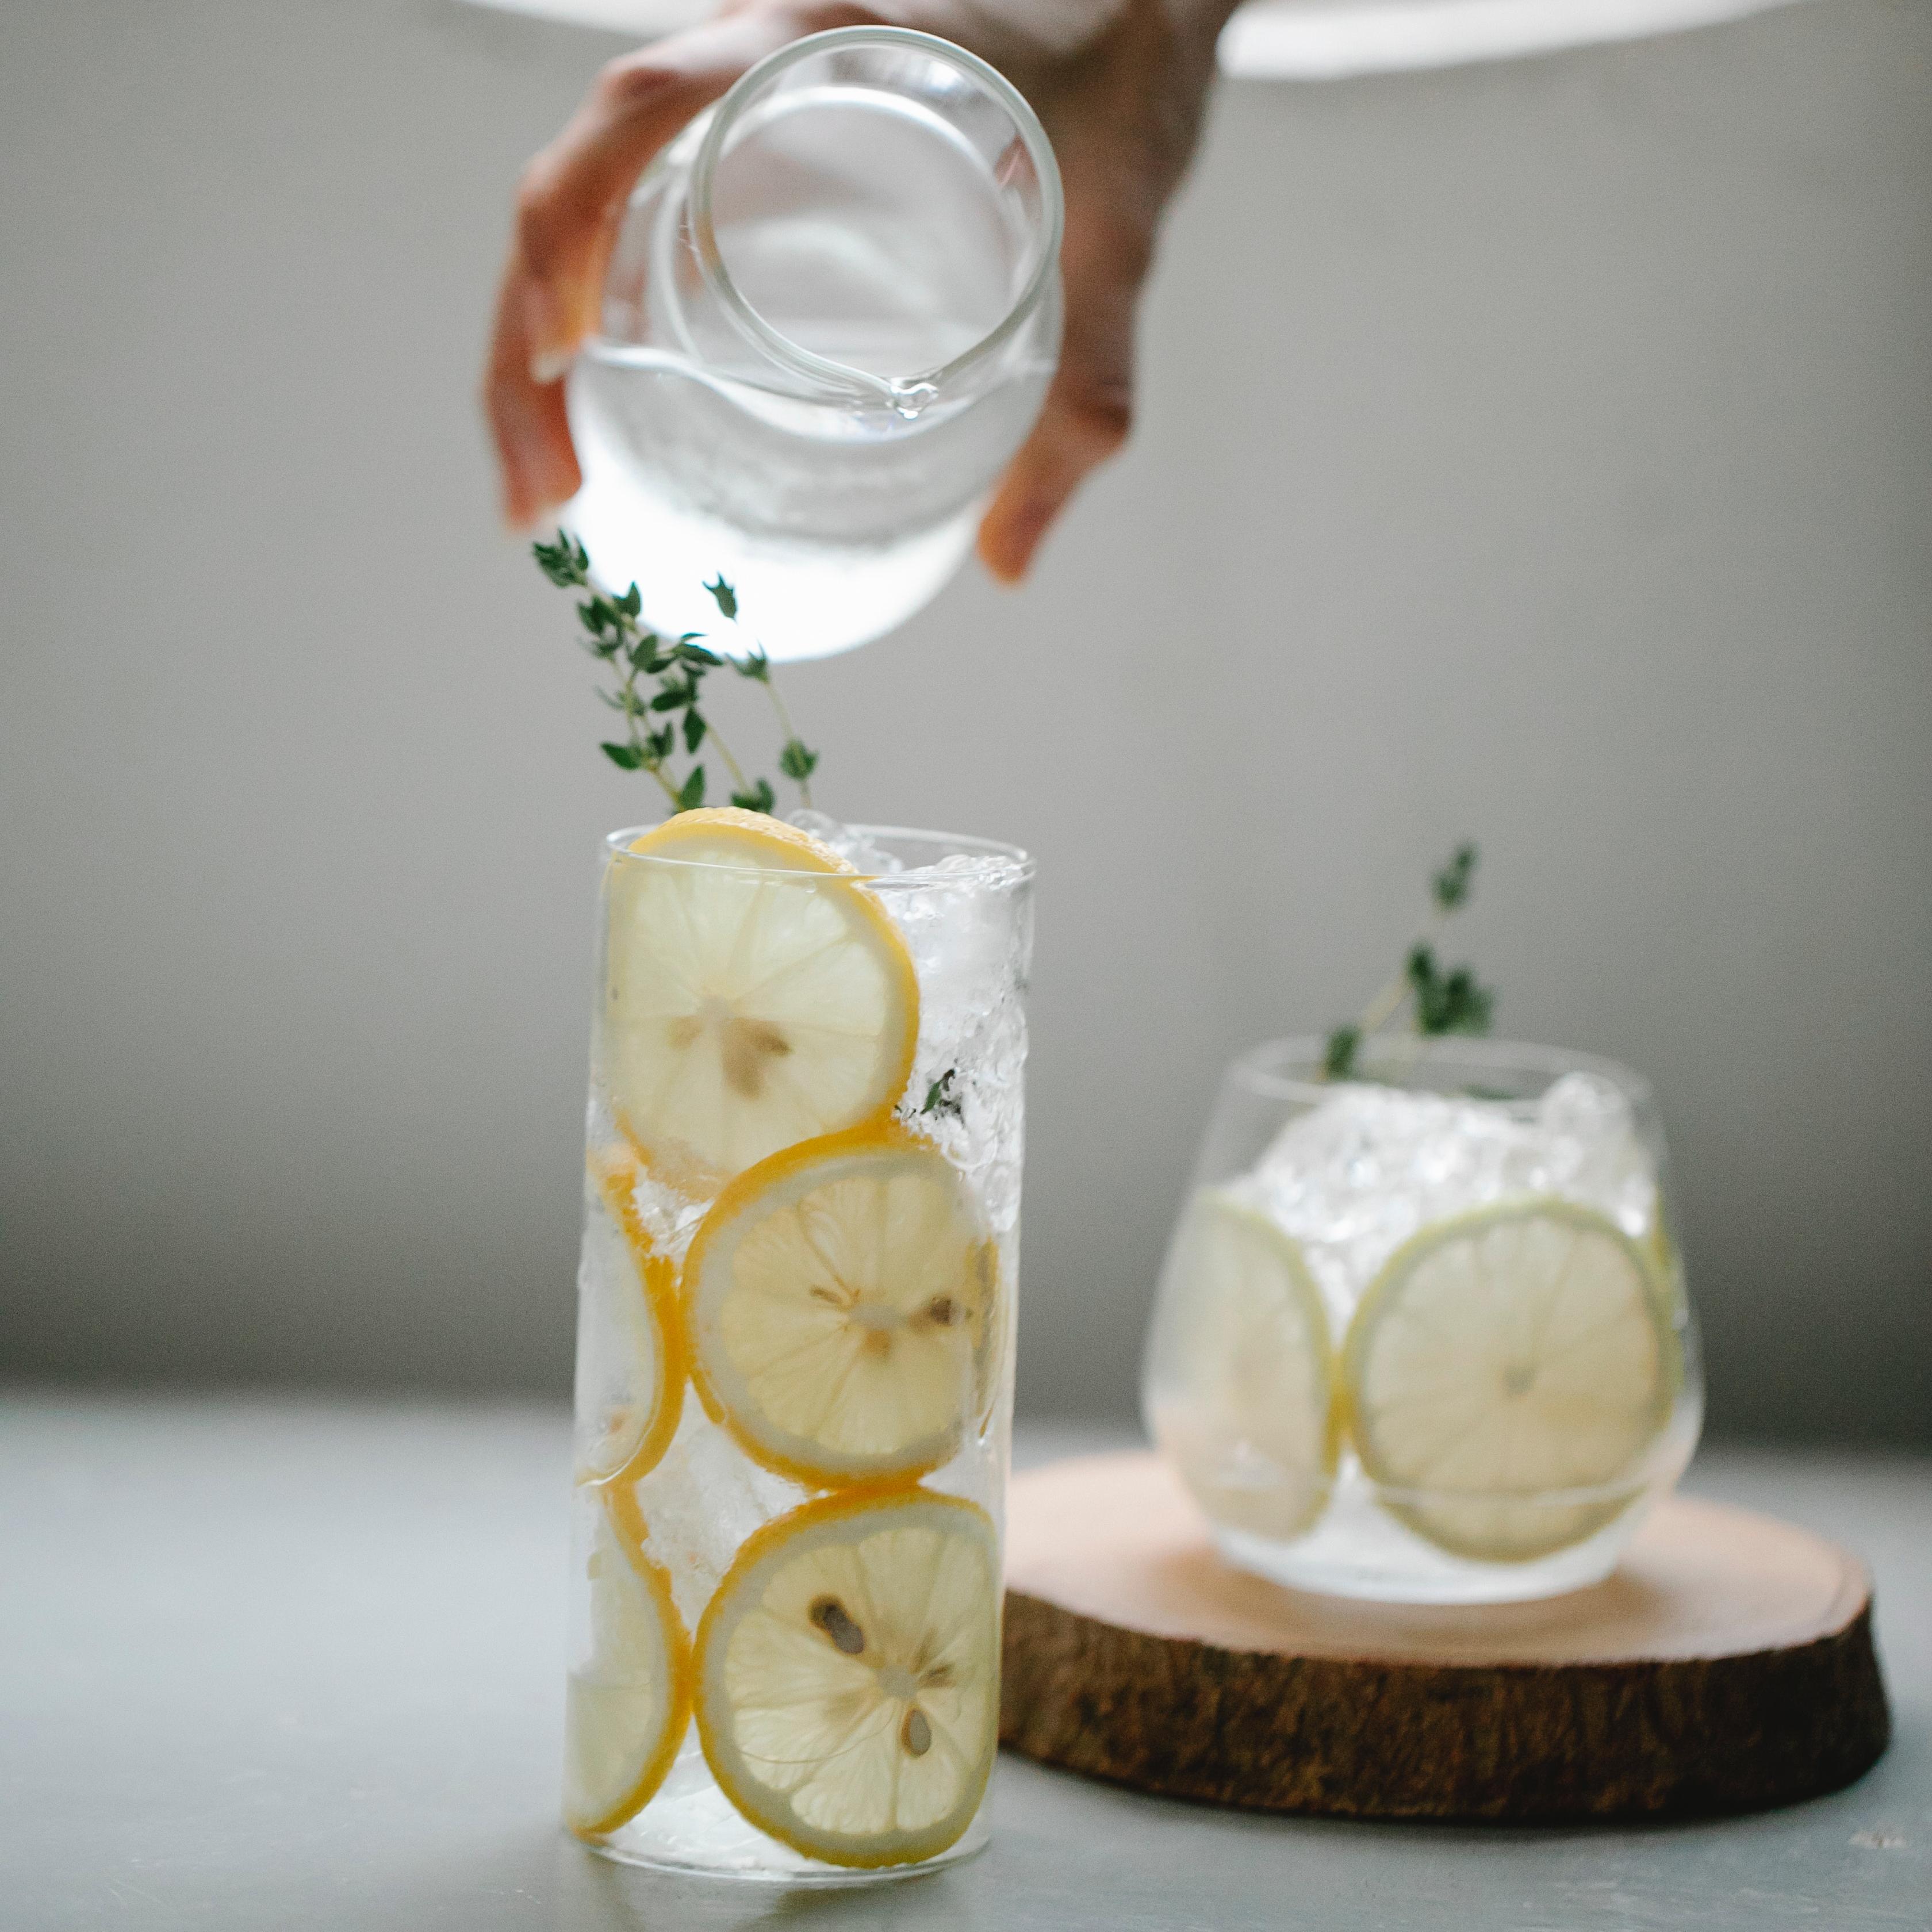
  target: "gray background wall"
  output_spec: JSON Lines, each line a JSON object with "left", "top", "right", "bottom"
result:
{"left": 3, "top": 0, "right": 1927, "bottom": 1441}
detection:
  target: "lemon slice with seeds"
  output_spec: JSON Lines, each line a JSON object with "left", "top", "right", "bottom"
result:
{"left": 604, "top": 808, "right": 918, "bottom": 1183}
{"left": 1147, "top": 1189, "right": 1339, "bottom": 1541}
{"left": 564, "top": 1493, "right": 693, "bottom": 1838}
{"left": 695, "top": 1489, "right": 999, "bottom": 1869}
{"left": 573, "top": 1148, "right": 684, "bottom": 1486}
{"left": 1343, "top": 1199, "right": 1680, "bottom": 1562}
{"left": 684, "top": 1125, "right": 998, "bottom": 1488}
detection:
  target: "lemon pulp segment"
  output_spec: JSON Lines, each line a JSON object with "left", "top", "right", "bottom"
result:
{"left": 604, "top": 810, "right": 918, "bottom": 1182}
{"left": 564, "top": 1493, "right": 693, "bottom": 1838}
{"left": 684, "top": 1126, "right": 998, "bottom": 1488}
{"left": 695, "top": 1489, "right": 999, "bottom": 1868}
{"left": 1344, "top": 1199, "right": 1679, "bottom": 1562}
{"left": 1149, "top": 1189, "right": 1338, "bottom": 1541}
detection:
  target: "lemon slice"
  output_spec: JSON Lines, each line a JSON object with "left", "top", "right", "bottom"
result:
{"left": 604, "top": 808, "right": 918, "bottom": 1182}
{"left": 684, "top": 1125, "right": 998, "bottom": 1488}
{"left": 1645, "top": 1209, "right": 1685, "bottom": 1308}
{"left": 565, "top": 1492, "right": 693, "bottom": 1838}
{"left": 1343, "top": 1199, "right": 1680, "bottom": 1562}
{"left": 1146, "top": 1190, "right": 1339, "bottom": 1541}
{"left": 695, "top": 1489, "right": 999, "bottom": 1869}
{"left": 973, "top": 1245, "right": 1014, "bottom": 1439}
{"left": 573, "top": 1149, "right": 684, "bottom": 1486}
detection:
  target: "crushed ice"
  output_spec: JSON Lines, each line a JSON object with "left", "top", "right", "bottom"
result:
{"left": 784, "top": 808, "right": 903, "bottom": 875}
{"left": 788, "top": 810, "right": 1031, "bottom": 1237}
{"left": 1237, "top": 1071, "right": 1659, "bottom": 1324}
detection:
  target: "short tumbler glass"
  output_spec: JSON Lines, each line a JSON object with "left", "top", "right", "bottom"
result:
{"left": 1143, "top": 1037, "right": 1703, "bottom": 1604}
{"left": 565, "top": 821, "right": 1032, "bottom": 1879}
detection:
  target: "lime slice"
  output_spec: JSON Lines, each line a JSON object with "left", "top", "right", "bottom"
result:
{"left": 604, "top": 808, "right": 918, "bottom": 1184}
{"left": 1343, "top": 1199, "right": 1680, "bottom": 1562}
{"left": 695, "top": 1489, "right": 998, "bottom": 1869}
{"left": 1147, "top": 1190, "right": 1338, "bottom": 1540}
{"left": 564, "top": 1494, "right": 693, "bottom": 1838}
{"left": 684, "top": 1125, "right": 998, "bottom": 1488}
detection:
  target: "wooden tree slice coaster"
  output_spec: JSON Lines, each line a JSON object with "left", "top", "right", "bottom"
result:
{"left": 999, "top": 1451, "right": 1889, "bottom": 1822}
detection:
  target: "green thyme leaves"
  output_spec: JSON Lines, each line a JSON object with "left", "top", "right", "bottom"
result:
{"left": 534, "top": 534, "right": 817, "bottom": 816}
{"left": 1324, "top": 845, "right": 1496, "bottom": 1082}
{"left": 919, "top": 1070, "right": 964, "bottom": 1123}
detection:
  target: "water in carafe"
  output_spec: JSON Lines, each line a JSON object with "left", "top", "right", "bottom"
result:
{"left": 564, "top": 29, "right": 1063, "bottom": 662}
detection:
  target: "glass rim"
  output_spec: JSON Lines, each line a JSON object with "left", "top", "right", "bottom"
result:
{"left": 687, "top": 25, "right": 1065, "bottom": 409}
{"left": 603, "top": 820, "right": 1034, "bottom": 884}
{"left": 1225, "top": 1034, "right": 1657, "bottom": 1110}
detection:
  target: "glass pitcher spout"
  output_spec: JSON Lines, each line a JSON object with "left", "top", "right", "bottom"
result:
{"left": 564, "top": 26, "right": 1065, "bottom": 662}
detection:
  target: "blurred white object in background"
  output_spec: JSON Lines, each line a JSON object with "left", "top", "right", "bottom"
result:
{"left": 1220, "top": 0, "right": 1813, "bottom": 76}
{"left": 462, "top": 0, "right": 1818, "bottom": 76}
{"left": 465, "top": 0, "right": 710, "bottom": 32}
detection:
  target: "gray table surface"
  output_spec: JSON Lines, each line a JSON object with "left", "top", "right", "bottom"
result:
{"left": 2, "top": 1394, "right": 1926, "bottom": 1931}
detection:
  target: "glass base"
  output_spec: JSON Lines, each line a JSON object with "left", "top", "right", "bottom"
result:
{"left": 579, "top": 1820, "right": 988, "bottom": 1887}
{"left": 1217, "top": 1520, "right": 1631, "bottom": 1604}
{"left": 1210, "top": 1470, "right": 1678, "bottom": 1604}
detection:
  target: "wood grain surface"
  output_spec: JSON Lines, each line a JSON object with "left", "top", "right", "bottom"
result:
{"left": 1000, "top": 1452, "right": 1891, "bottom": 1820}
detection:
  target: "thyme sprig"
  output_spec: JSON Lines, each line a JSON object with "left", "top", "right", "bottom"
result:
{"left": 1324, "top": 842, "right": 1496, "bottom": 1080}
{"left": 919, "top": 1069, "right": 964, "bottom": 1123}
{"left": 532, "top": 532, "right": 819, "bottom": 815}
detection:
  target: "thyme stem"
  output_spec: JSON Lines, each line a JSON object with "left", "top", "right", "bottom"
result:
{"left": 532, "top": 534, "right": 818, "bottom": 818}
{"left": 1324, "top": 845, "right": 1494, "bottom": 1081}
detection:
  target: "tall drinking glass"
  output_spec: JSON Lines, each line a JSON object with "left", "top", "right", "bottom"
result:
{"left": 1143, "top": 1037, "right": 1704, "bottom": 1604}
{"left": 565, "top": 815, "right": 1032, "bottom": 1879}
{"left": 566, "top": 26, "right": 1064, "bottom": 661}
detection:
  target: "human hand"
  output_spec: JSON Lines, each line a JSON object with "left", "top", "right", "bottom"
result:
{"left": 484, "top": 0, "right": 1235, "bottom": 581}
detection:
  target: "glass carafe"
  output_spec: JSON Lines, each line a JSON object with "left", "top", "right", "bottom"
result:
{"left": 564, "top": 26, "right": 1064, "bottom": 662}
